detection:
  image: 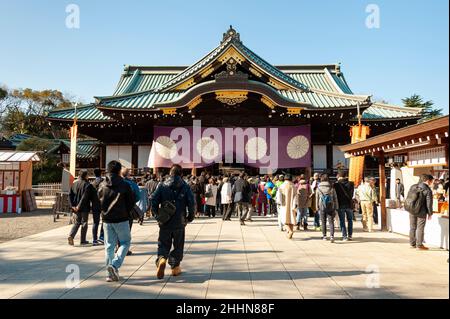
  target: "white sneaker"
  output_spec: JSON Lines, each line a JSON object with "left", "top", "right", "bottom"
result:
{"left": 107, "top": 265, "right": 119, "bottom": 281}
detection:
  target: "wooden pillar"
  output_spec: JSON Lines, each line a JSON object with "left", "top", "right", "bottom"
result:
{"left": 378, "top": 151, "right": 387, "bottom": 231}
{"left": 131, "top": 144, "right": 138, "bottom": 171}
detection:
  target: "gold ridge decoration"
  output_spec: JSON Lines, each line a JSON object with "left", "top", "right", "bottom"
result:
{"left": 261, "top": 96, "right": 276, "bottom": 109}
{"left": 216, "top": 91, "right": 248, "bottom": 106}
{"left": 162, "top": 108, "right": 177, "bottom": 115}
{"left": 218, "top": 47, "right": 246, "bottom": 64}
{"left": 188, "top": 97, "right": 203, "bottom": 110}
{"left": 249, "top": 67, "right": 262, "bottom": 78}
{"left": 287, "top": 107, "right": 302, "bottom": 115}
{"left": 200, "top": 67, "right": 215, "bottom": 78}
{"left": 174, "top": 78, "right": 195, "bottom": 90}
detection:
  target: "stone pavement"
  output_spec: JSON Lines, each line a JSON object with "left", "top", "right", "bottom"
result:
{"left": 0, "top": 216, "right": 448, "bottom": 299}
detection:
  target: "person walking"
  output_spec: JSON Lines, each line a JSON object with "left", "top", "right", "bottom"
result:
{"left": 278, "top": 174, "right": 297, "bottom": 239}
{"left": 221, "top": 177, "right": 233, "bottom": 220}
{"left": 264, "top": 177, "right": 275, "bottom": 217}
{"left": 205, "top": 178, "right": 218, "bottom": 218}
{"left": 316, "top": 174, "right": 339, "bottom": 243}
{"left": 296, "top": 175, "right": 311, "bottom": 231}
{"left": 232, "top": 173, "right": 250, "bottom": 225}
{"left": 334, "top": 172, "right": 355, "bottom": 241}
{"left": 145, "top": 174, "right": 160, "bottom": 217}
{"left": 257, "top": 177, "right": 268, "bottom": 216}
{"left": 395, "top": 178, "right": 405, "bottom": 208}
{"left": 274, "top": 175, "right": 285, "bottom": 230}
{"left": 369, "top": 177, "right": 380, "bottom": 225}
{"left": 68, "top": 170, "right": 97, "bottom": 246}
{"left": 151, "top": 164, "right": 195, "bottom": 279}
{"left": 98, "top": 161, "right": 135, "bottom": 282}
{"left": 405, "top": 174, "right": 434, "bottom": 250}
{"left": 311, "top": 173, "right": 321, "bottom": 231}
{"left": 357, "top": 177, "right": 377, "bottom": 232}
{"left": 91, "top": 168, "right": 103, "bottom": 245}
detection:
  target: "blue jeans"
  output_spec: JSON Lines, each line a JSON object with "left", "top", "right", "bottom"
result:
{"left": 338, "top": 208, "right": 354, "bottom": 238}
{"left": 296, "top": 208, "right": 309, "bottom": 225}
{"left": 104, "top": 221, "right": 131, "bottom": 272}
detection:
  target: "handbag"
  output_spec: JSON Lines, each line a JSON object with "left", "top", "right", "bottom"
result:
{"left": 156, "top": 200, "right": 176, "bottom": 225}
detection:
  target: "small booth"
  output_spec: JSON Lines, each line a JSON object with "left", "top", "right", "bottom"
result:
{"left": 0, "top": 151, "right": 41, "bottom": 213}
{"left": 340, "top": 116, "right": 449, "bottom": 250}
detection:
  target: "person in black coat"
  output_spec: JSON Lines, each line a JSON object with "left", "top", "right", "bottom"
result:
{"left": 98, "top": 161, "right": 135, "bottom": 282}
{"left": 334, "top": 173, "right": 355, "bottom": 241}
{"left": 91, "top": 168, "right": 103, "bottom": 245}
{"left": 68, "top": 170, "right": 97, "bottom": 246}
{"left": 151, "top": 164, "right": 195, "bottom": 279}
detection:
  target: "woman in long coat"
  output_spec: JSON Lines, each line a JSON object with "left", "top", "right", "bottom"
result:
{"left": 278, "top": 174, "right": 298, "bottom": 239}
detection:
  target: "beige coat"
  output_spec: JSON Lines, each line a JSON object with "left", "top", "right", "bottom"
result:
{"left": 278, "top": 181, "right": 298, "bottom": 225}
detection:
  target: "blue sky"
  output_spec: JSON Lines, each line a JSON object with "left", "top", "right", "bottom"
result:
{"left": 0, "top": 0, "right": 448, "bottom": 113}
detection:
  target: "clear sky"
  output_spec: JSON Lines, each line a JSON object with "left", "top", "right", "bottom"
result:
{"left": 0, "top": 0, "right": 448, "bottom": 113}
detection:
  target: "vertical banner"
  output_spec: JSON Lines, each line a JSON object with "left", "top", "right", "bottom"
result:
{"left": 69, "top": 123, "right": 78, "bottom": 178}
{"left": 348, "top": 125, "right": 370, "bottom": 186}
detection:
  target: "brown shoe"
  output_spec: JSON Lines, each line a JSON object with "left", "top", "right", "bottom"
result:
{"left": 156, "top": 258, "right": 167, "bottom": 279}
{"left": 172, "top": 266, "right": 182, "bottom": 276}
{"left": 417, "top": 245, "right": 429, "bottom": 251}
{"left": 68, "top": 236, "right": 74, "bottom": 246}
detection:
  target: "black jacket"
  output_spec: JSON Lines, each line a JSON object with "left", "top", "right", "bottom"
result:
{"left": 334, "top": 179, "right": 354, "bottom": 209}
{"left": 98, "top": 173, "right": 135, "bottom": 223}
{"left": 151, "top": 175, "right": 195, "bottom": 229}
{"left": 416, "top": 182, "right": 433, "bottom": 217}
{"left": 69, "top": 178, "right": 97, "bottom": 213}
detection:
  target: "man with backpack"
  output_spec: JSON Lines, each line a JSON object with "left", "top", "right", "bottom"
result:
{"left": 98, "top": 161, "right": 135, "bottom": 282}
{"left": 151, "top": 164, "right": 195, "bottom": 279}
{"left": 405, "top": 174, "right": 434, "bottom": 250}
{"left": 334, "top": 172, "right": 355, "bottom": 241}
{"left": 315, "top": 174, "right": 339, "bottom": 243}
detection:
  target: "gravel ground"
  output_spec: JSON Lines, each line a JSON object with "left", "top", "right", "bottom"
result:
{"left": 0, "top": 209, "right": 70, "bottom": 244}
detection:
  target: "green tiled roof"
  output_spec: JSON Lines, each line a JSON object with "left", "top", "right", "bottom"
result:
{"left": 47, "top": 104, "right": 113, "bottom": 122}
{"left": 362, "top": 103, "right": 422, "bottom": 120}
{"left": 48, "top": 139, "right": 100, "bottom": 160}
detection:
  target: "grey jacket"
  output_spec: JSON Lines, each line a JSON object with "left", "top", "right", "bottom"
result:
{"left": 416, "top": 182, "right": 433, "bottom": 217}
{"left": 315, "top": 181, "right": 339, "bottom": 212}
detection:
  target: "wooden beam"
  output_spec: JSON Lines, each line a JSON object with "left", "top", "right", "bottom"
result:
{"left": 378, "top": 151, "right": 387, "bottom": 231}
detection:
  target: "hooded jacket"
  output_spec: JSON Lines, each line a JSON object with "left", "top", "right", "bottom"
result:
{"left": 151, "top": 175, "right": 195, "bottom": 229}
{"left": 315, "top": 181, "right": 339, "bottom": 212}
{"left": 98, "top": 173, "right": 135, "bottom": 223}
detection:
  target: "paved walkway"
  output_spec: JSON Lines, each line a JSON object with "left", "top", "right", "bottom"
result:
{"left": 0, "top": 216, "right": 448, "bottom": 299}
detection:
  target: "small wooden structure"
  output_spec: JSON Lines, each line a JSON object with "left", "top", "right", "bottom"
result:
{"left": 0, "top": 151, "right": 41, "bottom": 213}
{"left": 340, "top": 116, "right": 449, "bottom": 231}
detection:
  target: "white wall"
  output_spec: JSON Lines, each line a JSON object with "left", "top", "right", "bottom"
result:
{"left": 138, "top": 145, "right": 152, "bottom": 168}
{"left": 106, "top": 145, "right": 132, "bottom": 168}
{"left": 313, "top": 145, "right": 327, "bottom": 170}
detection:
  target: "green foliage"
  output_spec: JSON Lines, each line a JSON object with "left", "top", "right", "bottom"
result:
{"left": 0, "top": 87, "right": 74, "bottom": 138}
{"left": 402, "top": 94, "right": 443, "bottom": 121}
{"left": 16, "top": 137, "right": 62, "bottom": 183}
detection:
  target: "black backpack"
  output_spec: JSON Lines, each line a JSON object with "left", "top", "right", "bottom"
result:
{"left": 404, "top": 184, "right": 424, "bottom": 216}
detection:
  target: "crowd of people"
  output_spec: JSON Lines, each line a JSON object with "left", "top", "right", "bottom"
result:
{"left": 67, "top": 163, "right": 441, "bottom": 282}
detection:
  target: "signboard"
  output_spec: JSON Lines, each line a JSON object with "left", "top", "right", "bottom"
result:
{"left": 408, "top": 146, "right": 447, "bottom": 167}
{"left": 149, "top": 123, "right": 311, "bottom": 170}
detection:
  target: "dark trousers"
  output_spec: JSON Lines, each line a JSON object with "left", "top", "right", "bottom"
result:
{"left": 157, "top": 227, "right": 185, "bottom": 268}
{"left": 338, "top": 208, "right": 354, "bottom": 239}
{"left": 222, "top": 204, "right": 232, "bottom": 220}
{"left": 69, "top": 211, "right": 89, "bottom": 243}
{"left": 409, "top": 214, "right": 427, "bottom": 247}
{"left": 314, "top": 211, "right": 321, "bottom": 228}
{"left": 373, "top": 203, "right": 379, "bottom": 224}
{"left": 92, "top": 211, "right": 101, "bottom": 241}
{"left": 205, "top": 205, "right": 216, "bottom": 217}
{"left": 320, "top": 211, "right": 336, "bottom": 238}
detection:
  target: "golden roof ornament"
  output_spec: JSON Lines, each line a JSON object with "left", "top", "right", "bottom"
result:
{"left": 222, "top": 25, "right": 241, "bottom": 44}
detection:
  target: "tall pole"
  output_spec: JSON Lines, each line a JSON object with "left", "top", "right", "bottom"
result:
{"left": 378, "top": 151, "right": 387, "bottom": 231}
{"left": 69, "top": 103, "right": 78, "bottom": 178}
